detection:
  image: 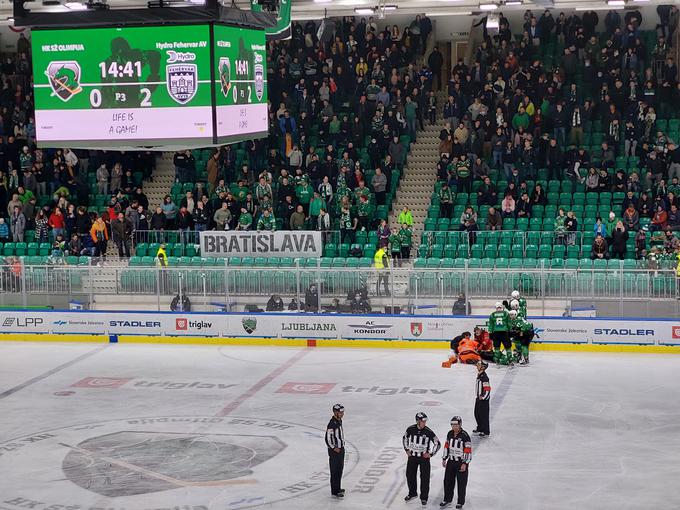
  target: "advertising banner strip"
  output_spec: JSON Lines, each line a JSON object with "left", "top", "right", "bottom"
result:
{"left": 200, "top": 231, "right": 322, "bottom": 258}
{"left": 0, "top": 311, "right": 678, "bottom": 347}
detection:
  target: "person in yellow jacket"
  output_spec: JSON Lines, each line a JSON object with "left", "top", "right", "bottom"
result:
{"left": 398, "top": 206, "right": 413, "bottom": 227}
{"left": 90, "top": 216, "right": 109, "bottom": 258}
{"left": 374, "top": 246, "right": 390, "bottom": 296}
{"left": 676, "top": 251, "right": 680, "bottom": 277}
{"left": 156, "top": 244, "right": 168, "bottom": 267}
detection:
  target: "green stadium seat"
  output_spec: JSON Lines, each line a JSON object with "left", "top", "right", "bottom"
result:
{"left": 525, "top": 244, "right": 538, "bottom": 259}
{"left": 552, "top": 245, "right": 566, "bottom": 259}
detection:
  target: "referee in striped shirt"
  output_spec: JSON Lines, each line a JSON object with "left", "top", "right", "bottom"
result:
{"left": 325, "top": 403, "right": 345, "bottom": 498}
{"left": 403, "top": 412, "right": 441, "bottom": 506}
{"left": 440, "top": 416, "right": 472, "bottom": 508}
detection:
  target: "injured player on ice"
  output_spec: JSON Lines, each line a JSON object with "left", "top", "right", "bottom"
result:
{"left": 442, "top": 327, "right": 494, "bottom": 368}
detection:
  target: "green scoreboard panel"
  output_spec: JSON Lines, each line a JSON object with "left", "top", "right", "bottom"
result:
{"left": 32, "top": 23, "right": 267, "bottom": 149}
{"left": 213, "top": 25, "right": 268, "bottom": 144}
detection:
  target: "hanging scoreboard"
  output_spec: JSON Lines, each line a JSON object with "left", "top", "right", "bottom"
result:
{"left": 213, "top": 25, "right": 268, "bottom": 144}
{"left": 31, "top": 23, "right": 268, "bottom": 149}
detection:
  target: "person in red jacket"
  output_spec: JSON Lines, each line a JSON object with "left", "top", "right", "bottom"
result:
{"left": 48, "top": 208, "right": 66, "bottom": 239}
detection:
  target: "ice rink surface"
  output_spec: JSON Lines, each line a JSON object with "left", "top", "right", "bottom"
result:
{"left": 1, "top": 342, "right": 680, "bottom": 510}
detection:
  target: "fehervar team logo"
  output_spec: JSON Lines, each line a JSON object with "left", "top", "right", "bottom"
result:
{"left": 254, "top": 53, "right": 264, "bottom": 101}
{"left": 242, "top": 317, "right": 257, "bottom": 334}
{"left": 410, "top": 322, "right": 423, "bottom": 337}
{"left": 218, "top": 57, "right": 231, "bottom": 96}
{"left": 166, "top": 63, "right": 197, "bottom": 104}
{"left": 45, "top": 61, "right": 82, "bottom": 102}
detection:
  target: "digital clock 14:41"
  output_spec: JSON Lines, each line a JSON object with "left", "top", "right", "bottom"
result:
{"left": 99, "top": 61, "right": 143, "bottom": 79}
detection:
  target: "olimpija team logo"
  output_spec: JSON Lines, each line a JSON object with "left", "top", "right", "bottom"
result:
{"left": 45, "top": 61, "right": 83, "bottom": 102}
{"left": 218, "top": 57, "right": 231, "bottom": 97}
{"left": 166, "top": 63, "right": 197, "bottom": 104}
{"left": 242, "top": 317, "right": 257, "bottom": 334}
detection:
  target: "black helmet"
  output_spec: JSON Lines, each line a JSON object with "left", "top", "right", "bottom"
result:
{"left": 450, "top": 416, "right": 462, "bottom": 425}
{"left": 333, "top": 403, "right": 345, "bottom": 412}
{"left": 415, "top": 412, "right": 428, "bottom": 422}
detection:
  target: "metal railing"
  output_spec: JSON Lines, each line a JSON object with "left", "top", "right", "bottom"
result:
{"left": 0, "top": 261, "right": 678, "bottom": 318}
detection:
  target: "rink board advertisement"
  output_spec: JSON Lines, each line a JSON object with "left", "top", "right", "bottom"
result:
{"left": 0, "top": 310, "right": 677, "bottom": 345}
{"left": 199, "top": 231, "right": 322, "bottom": 258}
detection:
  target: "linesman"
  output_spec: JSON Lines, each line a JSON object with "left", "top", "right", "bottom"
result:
{"left": 403, "top": 412, "right": 441, "bottom": 506}
{"left": 325, "top": 403, "right": 346, "bottom": 498}
{"left": 440, "top": 416, "right": 472, "bottom": 509}
{"left": 473, "top": 361, "right": 491, "bottom": 436}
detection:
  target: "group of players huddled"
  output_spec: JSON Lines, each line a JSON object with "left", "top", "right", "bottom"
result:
{"left": 444, "top": 290, "right": 537, "bottom": 368}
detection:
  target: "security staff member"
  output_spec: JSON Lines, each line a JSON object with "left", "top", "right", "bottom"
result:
{"left": 440, "top": 416, "right": 472, "bottom": 509}
{"left": 473, "top": 361, "right": 491, "bottom": 436}
{"left": 325, "top": 403, "right": 346, "bottom": 498}
{"left": 403, "top": 412, "right": 441, "bottom": 506}
{"left": 374, "top": 245, "right": 390, "bottom": 296}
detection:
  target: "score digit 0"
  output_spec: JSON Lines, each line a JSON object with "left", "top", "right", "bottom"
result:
{"left": 88, "top": 87, "right": 152, "bottom": 108}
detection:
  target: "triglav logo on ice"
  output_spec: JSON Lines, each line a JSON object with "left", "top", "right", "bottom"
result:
{"left": 166, "top": 63, "right": 197, "bottom": 104}
{"left": 276, "top": 382, "right": 337, "bottom": 394}
{"left": 242, "top": 317, "right": 257, "bottom": 334}
{"left": 348, "top": 320, "right": 392, "bottom": 335}
{"left": 45, "top": 61, "right": 82, "bottom": 102}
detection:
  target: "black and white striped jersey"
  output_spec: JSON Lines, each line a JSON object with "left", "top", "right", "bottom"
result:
{"left": 442, "top": 429, "right": 472, "bottom": 464}
{"left": 477, "top": 372, "right": 491, "bottom": 401}
{"left": 402, "top": 424, "right": 441, "bottom": 457}
{"left": 325, "top": 416, "right": 345, "bottom": 450}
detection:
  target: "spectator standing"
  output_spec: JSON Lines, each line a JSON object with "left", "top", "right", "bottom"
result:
{"left": 111, "top": 212, "right": 132, "bottom": 258}
{"left": 90, "top": 216, "right": 109, "bottom": 258}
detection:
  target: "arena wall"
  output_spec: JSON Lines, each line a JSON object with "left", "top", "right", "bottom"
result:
{"left": 1, "top": 310, "right": 680, "bottom": 352}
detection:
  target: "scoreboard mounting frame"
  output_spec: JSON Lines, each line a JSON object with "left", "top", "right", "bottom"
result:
{"left": 31, "top": 22, "right": 268, "bottom": 150}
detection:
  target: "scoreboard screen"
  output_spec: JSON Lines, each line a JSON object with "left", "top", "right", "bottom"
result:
{"left": 214, "top": 25, "right": 268, "bottom": 144}
{"left": 31, "top": 23, "right": 268, "bottom": 149}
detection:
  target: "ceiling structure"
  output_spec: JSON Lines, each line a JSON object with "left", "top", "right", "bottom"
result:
{"left": 0, "top": 0, "right": 668, "bottom": 25}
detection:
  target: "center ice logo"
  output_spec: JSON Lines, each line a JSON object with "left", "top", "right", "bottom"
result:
{"left": 166, "top": 63, "right": 197, "bottom": 104}
{"left": 63, "top": 430, "right": 284, "bottom": 497}
{"left": 45, "top": 61, "right": 82, "bottom": 102}
{"left": 0, "top": 416, "right": 360, "bottom": 508}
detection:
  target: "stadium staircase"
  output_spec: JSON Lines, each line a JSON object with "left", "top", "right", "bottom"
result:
{"left": 388, "top": 90, "right": 448, "bottom": 251}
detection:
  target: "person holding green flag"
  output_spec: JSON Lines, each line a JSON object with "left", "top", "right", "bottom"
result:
{"left": 399, "top": 223, "right": 413, "bottom": 261}
{"left": 389, "top": 229, "right": 402, "bottom": 267}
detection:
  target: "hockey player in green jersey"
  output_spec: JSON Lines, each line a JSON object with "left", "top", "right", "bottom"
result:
{"left": 508, "top": 309, "right": 535, "bottom": 365}
{"left": 509, "top": 290, "right": 527, "bottom": 318}
{"left": 488, "top": 302, "right": 513, "bottom": 365}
